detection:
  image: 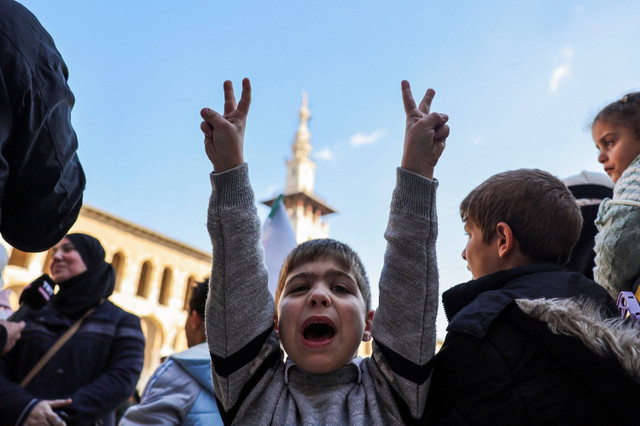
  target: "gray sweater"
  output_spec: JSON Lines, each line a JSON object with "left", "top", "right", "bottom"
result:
{"left": 206, "top": 164, "right": 439, "bottom": 425}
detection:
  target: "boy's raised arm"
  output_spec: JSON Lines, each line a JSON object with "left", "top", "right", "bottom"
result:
{"left": 371, "top": 81, "right": 448, "bottom": 422}
{"left": 201, "top": 79, "right": 282, "bottom": 422}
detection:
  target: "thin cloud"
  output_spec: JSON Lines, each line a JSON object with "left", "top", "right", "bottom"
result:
{"left": 559, "top": 48, "right": 575, "bottom": 61}
{"left": 549, "top": 64, "right": 571, "bottom": 93}
{"left": 549, "top": 47, "right": 574, "bottom": 93}
{"left": 314, "top": 148, "right": 333, "bottom": 161}
{"left": 471, "top": 137, "right": 483, "bottom": 146}
{"left": 350, "top": 130, "right": 385, "bottom": 147}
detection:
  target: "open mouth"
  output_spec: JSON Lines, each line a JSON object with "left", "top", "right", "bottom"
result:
{"left": 303, "top": 323, "right": 336, "bottom": 341}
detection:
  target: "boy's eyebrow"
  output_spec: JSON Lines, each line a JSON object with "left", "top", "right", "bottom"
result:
{"left": 285, "top": 269, "right": 357, "bottom": 286}
{"left": 324, "top": 269, "right": 357, "bottom": 284}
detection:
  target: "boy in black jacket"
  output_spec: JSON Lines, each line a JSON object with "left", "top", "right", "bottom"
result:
{"left": 426, "top": 169, "right": 640, "bottom": 425}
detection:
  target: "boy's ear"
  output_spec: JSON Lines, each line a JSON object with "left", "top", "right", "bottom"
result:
{"left": 190, "top": 310, "right": 204, "bottom": 331}
{"left": 273, "top": 313, "right": 280, "bottom": 340}
{"left": 495, "top": 222, "right": 515, "bottom": 259}
{"left": 362, "top": 310, "right": 374, "bottom": 342}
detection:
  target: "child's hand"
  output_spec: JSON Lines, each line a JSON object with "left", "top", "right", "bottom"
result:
{"left": 200, "top": 78, "right": 252, "bottom": 173}
{"left": 400, "top": 80, "right": 449, "bottom": 179}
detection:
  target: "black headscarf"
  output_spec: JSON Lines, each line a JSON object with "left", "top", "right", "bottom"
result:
{"left": 51, "top": 233, "right": 115, "bottom": 319}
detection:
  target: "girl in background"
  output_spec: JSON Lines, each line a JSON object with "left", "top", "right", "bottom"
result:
{"left": 592, "top": 92, "right": 640, "bottom": 298}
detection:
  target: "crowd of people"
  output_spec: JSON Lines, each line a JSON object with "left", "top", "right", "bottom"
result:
{"left": 1, "top": 0, "right": 639, "bottom": 424}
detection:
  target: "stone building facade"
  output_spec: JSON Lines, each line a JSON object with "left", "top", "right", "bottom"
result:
{"left": 1, "top": 205, "right": 211, "bottom": 388}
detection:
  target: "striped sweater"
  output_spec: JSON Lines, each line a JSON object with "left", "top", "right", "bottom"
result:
{"left": 205, "top": 164, "right": 439, "bottom": 425}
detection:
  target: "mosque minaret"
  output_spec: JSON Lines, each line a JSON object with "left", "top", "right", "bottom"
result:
{"left": 263, "top": 93, "right": 336, "bottom": 243}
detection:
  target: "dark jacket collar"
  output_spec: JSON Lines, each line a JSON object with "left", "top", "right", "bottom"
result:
{"left": 442, "top": 263, "right": 616, "bottom": 338}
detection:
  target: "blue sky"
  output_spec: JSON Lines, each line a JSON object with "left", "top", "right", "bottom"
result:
{"left": 22, "top": 0, "right": 640, "bottom": 337}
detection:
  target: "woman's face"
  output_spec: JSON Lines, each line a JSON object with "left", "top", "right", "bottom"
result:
{"left": 50, "top": 238, "right": 87, "bottom": 282}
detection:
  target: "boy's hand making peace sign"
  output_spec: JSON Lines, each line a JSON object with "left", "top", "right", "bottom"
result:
{"left": 200, "top": 78, "right": 252, "bottom": 173}
{"left": 401, "top": 80, "right": 449, "bottom": 179}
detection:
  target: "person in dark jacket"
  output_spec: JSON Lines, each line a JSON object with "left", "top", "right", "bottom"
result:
{"left": 562, "top": 171, "right": 614, "bottom": 280}
{"left": 0, "top": 0, "right": 85, "bottom": 253}
{"left": 426, "top": 169, "right": 640, "bottom": 425}
{"left": 0, "top": 234, "right": 145, "bottom": 426}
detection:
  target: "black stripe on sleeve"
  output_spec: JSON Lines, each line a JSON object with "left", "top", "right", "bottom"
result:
{"left": 214, "top": 350, "right": 282, "bottom": 425}
{"left": 389, "top": 382, "right": 429, "bottom": 426}
{"left": 210, "top": 325, "right": 274, "bottom": 378}
{"left": 376, "top": 340, "right": 433, "bottom": 385}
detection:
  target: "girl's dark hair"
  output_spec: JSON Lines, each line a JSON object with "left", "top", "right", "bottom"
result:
{"left": 592, "top": 92, "right": 640, "bottom": 139}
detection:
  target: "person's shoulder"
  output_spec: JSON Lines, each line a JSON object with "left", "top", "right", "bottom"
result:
{"left": 98, "top": 301, "right": 143, "bottom": 333}
{"left": 102, "top": 300, "right": 140, "bottom": 320}
{"left": 0, "top": 0, "right": 51, "bottom": 55}
{"left": 0, "top": 0, "right": 32, "bottom": 32}
{"left": 146, "top": 358, "right": 183, "bottom": 389}
{"left": 171, "top": 342, "right": 209, "bottom": 362}
{"left": 144, "top": 357, "right": 201, "bottom": 400}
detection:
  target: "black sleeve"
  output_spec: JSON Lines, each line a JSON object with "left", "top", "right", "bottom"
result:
{"left": 0, "top": 0, "right": 85, "bottom": 252}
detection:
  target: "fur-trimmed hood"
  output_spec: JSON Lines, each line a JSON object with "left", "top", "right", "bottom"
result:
{"left": 517, "top": 297, "right": 640, "bottom": 381}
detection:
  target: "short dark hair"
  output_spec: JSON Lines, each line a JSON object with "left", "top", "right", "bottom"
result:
{"left": 460, "top": 169, "right": 582, "bottom": 265}
{"left": 592, "top": 92, "right": 640, "bottom": 139}
{"left": 275, "top": 239, "right": 371, "bottom": 311}
{"left": 189, "top": 278, "right": 209, "bottom": 318}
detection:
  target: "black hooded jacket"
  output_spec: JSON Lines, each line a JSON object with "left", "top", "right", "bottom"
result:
{"left": 426, "top": 263, "right": 640, "bottom": 425}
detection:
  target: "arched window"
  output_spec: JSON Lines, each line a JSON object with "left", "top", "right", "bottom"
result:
{"left": 139, "top": 316, "right": 165, "bottom": 387}
{"left": 183, "top": 275, "right": 196, "bottom": 311}
{"left": 137, "top": 261, "right": 153, "bottom": 298}
{"left": 111, "top": 252, "right": 126, "bottom": 292}
{"left": 158, "top": 267, "right": 173, "bottom": 306}
{"left": 8, "top": 249, "right": 31, "bottom": 268}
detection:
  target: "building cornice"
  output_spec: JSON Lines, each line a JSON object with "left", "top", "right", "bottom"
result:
{"left": 262, "top": 191, "right": 337, "bottom": 216}
{"left": 80, "top": 205, "right": 212, "bottom": 262}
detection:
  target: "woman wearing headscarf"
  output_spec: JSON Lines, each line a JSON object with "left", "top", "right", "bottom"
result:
{"left": 0, "top": 234, "right": 145, "bottom": 426}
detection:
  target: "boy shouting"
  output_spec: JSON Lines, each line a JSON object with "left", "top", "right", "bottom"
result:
{"left": 200, "top": 78, "right": 448, "bottom": 424}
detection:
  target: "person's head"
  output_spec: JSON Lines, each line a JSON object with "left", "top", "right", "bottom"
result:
{"left": 273, "top": 239, "right": 374, "bottom": 374}
{"left": 592, "top": 92, "right": 640, "bottom": 183}
{"left": 50, "top": 236, "right": 88, "bottom": 283}
{"left": 50, "top": 233, "right": 116, "bottom": 318}
{"left": 460, "top": 169, "right": 582, "bottom": 279}
{"left": 185, "top": 278, "right": 208, "bottom": 347}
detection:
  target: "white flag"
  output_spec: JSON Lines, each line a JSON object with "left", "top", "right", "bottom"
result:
{"left": 262, "top": 195, "right": 297, "bottom": 296}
